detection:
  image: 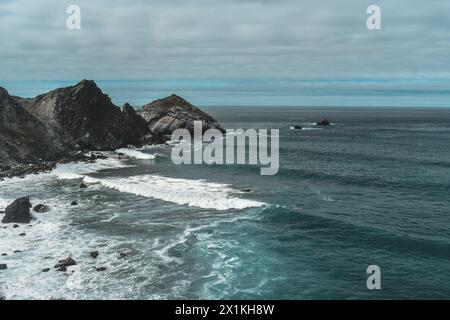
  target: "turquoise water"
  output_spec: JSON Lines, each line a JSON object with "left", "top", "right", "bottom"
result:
{"left": 1, "top": 107, "right": 449, "bottom": 299}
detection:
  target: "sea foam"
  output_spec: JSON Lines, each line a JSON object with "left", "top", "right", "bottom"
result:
{"left": 115, "top": 148, "right": 156, "bottom": 160}
{"left": 83, "top": 175, "right": 266, "bottom": 211}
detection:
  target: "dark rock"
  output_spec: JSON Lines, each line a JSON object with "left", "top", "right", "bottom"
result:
{"left": 79, "top": 183, "right": 88, "bottom": 189}
{"left": 56, "top": 266, "right": 67, "bottom": 272}
{"left": 42, "top": 268, "right": 50, "bottom": 272}
{"left": 90, "top": 251, "right": 99, "bottom": 259}
{"left": 119, "top": 250, "right": 130, "bottom": 258}
{"left": 138, "top": 94, "right": 224, "bottom": 137}
{"left": 316, "top": 118, "right": 330, "bottom": 126}
{"left": 2, "top": 197, "right": 32, "bottom": 224}
{"left": 89, "top": 152, "right": 108, "bottom": 160}
{"left": 241, "top": 189, "right": 252, "bottom": 193}
{"left": 0, "top": 264, "right": 7, "bottom": 270}
{"left": 14, "top": 250, "right": 22, "bottom": 253}
{"left": 122, "top": 103, "right": 150, "bottom": 144}
{"left": 19, "top": 233, "right": 26, "bottom": 236}
{"left": 33, "top": 204, "right": 50, "bottom": 213}
{"left": 1, "top": 253, "right": 7, "bottom": 256}
{"left": 95, "top": 267, "right": 107, "bottom": 272}
{"left": 71, "top": 201, "right": 78, "bottom": 206}
{"left": 13, "top": 224, "right": 19, "bottom": 228}
{"left": 293, "top": 125, "right": 302, "bottom": 130}
{"left": 54, "top": 257, "right": 77, "bottom": 269}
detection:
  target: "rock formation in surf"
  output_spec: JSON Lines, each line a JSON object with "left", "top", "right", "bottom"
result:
{"left": 1, "top": 197, "right": 33, "bottom": 224}
{"left": 138, "top": 94, "right": 224, "bottom": 136}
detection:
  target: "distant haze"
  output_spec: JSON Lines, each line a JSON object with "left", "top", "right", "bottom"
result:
{"left": 0, "top": 0, "right": 449, "bottom": 107}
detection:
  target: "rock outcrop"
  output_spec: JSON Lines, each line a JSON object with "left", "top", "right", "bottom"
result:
{"left": 1, "top": 197, "right": 33, "bottom": 224}
{"left": 26, "top": 80, "right": 147, "bottom": 150}
{"left": 138, "top": 94, "right": 224, "bottom": 137}
{"left": 0, "top": 81, "right": 224, "bottom": 173}
{"left": 316, "top": 118, "right": 331, "bottom": 126}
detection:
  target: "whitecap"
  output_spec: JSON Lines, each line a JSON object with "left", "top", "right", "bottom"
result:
{"left": 83, "top": 175, "right": 266, "bottom": 211}
{"left": 115, "top": 148, "right": 156, "bottom": 160}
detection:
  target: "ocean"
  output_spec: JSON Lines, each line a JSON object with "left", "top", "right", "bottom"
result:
{"left": 1, "top": 107, "right": 449, "bottom": 299}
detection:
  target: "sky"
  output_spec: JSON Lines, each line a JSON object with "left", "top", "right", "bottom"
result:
{"left": 0, "top": 0, "right": 450, "bottom": 107}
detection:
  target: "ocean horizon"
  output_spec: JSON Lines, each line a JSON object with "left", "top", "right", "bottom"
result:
{"left": 2, "top": 79, "right": 450, "bottom": 108}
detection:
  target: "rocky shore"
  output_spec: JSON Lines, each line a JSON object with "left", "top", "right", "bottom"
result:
{"left": 0, "top": 80, "right": 223, "bottom": 178}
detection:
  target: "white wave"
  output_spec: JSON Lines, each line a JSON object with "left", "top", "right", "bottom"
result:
{"left": 51, "top": 158, "right": 133, "bottom": 180}
{"left": 83, "top": 175, "right": 266, "bottom": 211}
{"left": 115, "top": 148, "right": 156, "bottom": 160}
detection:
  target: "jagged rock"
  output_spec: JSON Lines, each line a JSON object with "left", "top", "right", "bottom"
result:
{"left": 54, "top": 257, "right": 77, "bottom": 269}
{"left": 33, "top": 204, "right": 50, "bottom": 213}
{"left": 71, "top": 201, "right": 78, "bottom": 206}
{"left": 56, "top": 266, "right": 67, "bottom": 272}
{"left": 138, "top": 94, "right": 224, "bottom": 137}
{"left": 0, "top": 264, "right": 7, "bottom": 270}
{"left": 80, "top": 183, "right": 88, "bottom": 189}
{"left": 1, "top": 197, "right": 32, "bottom": 224}
{"left": 90, "top": 251, "right": 99, "bottom": 259}
{"left": 316, "top": 118, "right": 330, "bottom": 126}
{"left": 122, "top": 103, "right": 150, "bottom": 143}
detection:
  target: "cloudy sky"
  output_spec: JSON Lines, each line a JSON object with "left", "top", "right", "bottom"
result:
{"left": 1, "top": 0, "right": 449, "bottom": 106}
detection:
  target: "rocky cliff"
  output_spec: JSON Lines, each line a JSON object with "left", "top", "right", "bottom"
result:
{"left": 0, "top": 81, "right": 223, "bottom": 172}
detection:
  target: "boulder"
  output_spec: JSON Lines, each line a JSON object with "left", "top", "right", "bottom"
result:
{"left": 90, "top": 251, "right": 99, "bottom": 259}
{"left": 0, "top": 264, "right": 7, "bottom": 270}
{"left": 42, "top": 268, "right": 50, "bottom": 272}
{"left": 293, "top": 125, "right": 302, "bottom": 130}
{"left": 54, "top": 257, "right": 77, "bottom": 269}
{"left": 316, "top": 118, "right": 330, "bottom": 126}
{"left": 71, "top": 201, "right": 78, "bottom": 206}
{"left": 1, "top": 197, "right": 32, "bottom": 224}
{"left": 80, "top": 183, "right": 88, "bottom": 189}
{"left": 33, "top": 204, "right": 50, "bottom": 213}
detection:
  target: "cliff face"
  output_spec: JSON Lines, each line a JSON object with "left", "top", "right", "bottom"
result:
{"left": 138, "top": 94, "right": 224, "bottom": 136}
{"left": 0, "top": 81, "right": 223, "bottom": 169}
{"left": 27, "top": 80, "right": 144, "bottom": 150}
{"left": 0, "top": 87, "right": 64, "bottom": 166}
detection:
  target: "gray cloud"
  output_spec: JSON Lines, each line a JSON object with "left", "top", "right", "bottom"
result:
{"left": 0, "top": 0, "right": 449, "bottom": 106}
